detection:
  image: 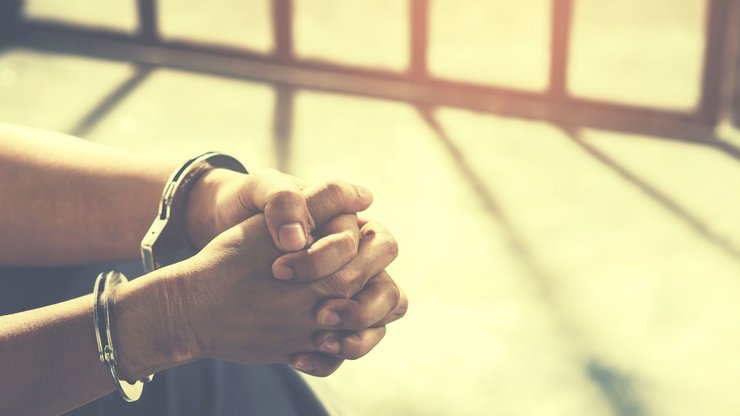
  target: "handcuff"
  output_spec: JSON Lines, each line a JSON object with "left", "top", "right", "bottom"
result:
{"left": 141, "top": 151, "right": 248, "bottom": 273}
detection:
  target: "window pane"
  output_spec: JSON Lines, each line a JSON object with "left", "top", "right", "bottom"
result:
{"left": 159, "top": 0, "right": 274, "bottom": 53}
{"left": 294, "top": 0, "right": 409, "bottom": 71}
{"left": 23, "top": 0, "right": 138, "bottom": 33}
{"left": 89, "top": 69, "right": 278, "bottom": 169}
{"left": 569, "top": 0, "right": 706, "bottom": 111}
{"left": 0, "top": 49, "right": 137, "bottom": 132}
{"left": 429, "top": 0, "right": 552, "bottom": 91}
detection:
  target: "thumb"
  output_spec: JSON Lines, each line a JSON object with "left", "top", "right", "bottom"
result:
{"left": 304, "top": 180, "right": 373, "bottom": 230}
{"left": 237, "top": 169, "right": 310, "bottom": 252}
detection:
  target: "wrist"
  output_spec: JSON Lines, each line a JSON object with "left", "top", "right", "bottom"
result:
{"left": 111, "top": 267, "right": 199, "bottom": 381}
{"left": 184, "top": 168, "right": 245, "bottom": 249}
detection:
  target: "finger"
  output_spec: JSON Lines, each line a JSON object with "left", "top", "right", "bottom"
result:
{"left": 314, "top": 327, "right": 387, "bottom": 360}
{"left": 315, "top": 271, "right": 400, "bottom": 330}
{"left": 304, "top": 180, "right": 373, "bottom": 229}
{"left": 313, "top": 220, "right": 399, "bottom": 305}
{"left": 315, "top": 212, "right": 360, "bottom": 240}
{"left": 375, "top": 285, "right": 408, "bottom": 327}
{"left": 290, "top": 353, "right": 344, "bottom": 378}
{"left": 357, "top": 215, "right": 371, "bottom": 229}
{"left": 272, "top": 214, "right": 359, "bottom": 281}
{"left": 237, "top": 169, "right": 310, "bottom": 252}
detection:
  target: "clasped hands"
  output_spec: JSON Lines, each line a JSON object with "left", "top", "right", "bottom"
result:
{"left": 122, "top": 168, "right": 407, "bottom": 379}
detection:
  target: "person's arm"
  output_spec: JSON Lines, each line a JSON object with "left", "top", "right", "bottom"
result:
{"left": 0, "top": 124, "right": 177, "bottom": 265}
{"left": 0, "top": 267, "right": 176, "bottom": 416}
{"left": 0, "top": 189, "right": 406, "bottom": 416}
{"left": 0, "top": 124, "right": 374, "bottom": 267}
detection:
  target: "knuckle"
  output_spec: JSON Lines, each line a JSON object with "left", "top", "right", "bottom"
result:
{"left": 322, "top": 180, "right": 351, "bottom": 203}
{"left": 343, "top": 329, "right": 385, "bottom": 360}
{"left": 346, "top": 307, "right": 373, "bottom": 330}
{"left": 335, "top": 231, "right": 359, "bottom": 256}
{"left": 385, "top": 280, "right": 401, "bottom": 309}
{"left": 269, "top": 189, "right": 302, "bottom": 207}
{"left": 333, "top": 263, "right": 354, "bottom": 281}
{"left": 342, "top": 344, "right": 366, "bottom": 360}
{"left": 322, "top": 181, "right": 343, "bottom": 200}
{"left": 394, "top": 296, "right": 409, "bottom": 319}
{"left": 318, "top": 272, "right": 355, "bottom": 299}
{"left": 383, "top": 235, "right": 399, "bottom": 260}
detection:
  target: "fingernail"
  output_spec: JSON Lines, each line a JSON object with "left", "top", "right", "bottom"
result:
{"left": 273, "top": 264, "right": 294, "bottom": 281}
{"left": 319, "top": 338, "right": 340, "bottom": 354}
{"left": 293, "top": 357, "right": 314, "bottom": 372}
{"left": 320, "top": 310, "right": 341, "bottom": 327}
{"left": 357, "top": 185, "right": 372, "bottom": 202}
{"left": 279, "top": 223, "right": 306, "bottom": 251}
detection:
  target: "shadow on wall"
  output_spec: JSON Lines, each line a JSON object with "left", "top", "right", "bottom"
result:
{"left": 587, "top": 361, "right": 646, "bottom": 416}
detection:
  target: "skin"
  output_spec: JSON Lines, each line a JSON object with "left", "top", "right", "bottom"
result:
{"left": 0, "top": 124, "right": 408, "bottom": 415}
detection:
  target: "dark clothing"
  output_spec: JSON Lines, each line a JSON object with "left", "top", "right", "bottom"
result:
{"left": 0, "top": 263, "right": 329, "bottom": 416}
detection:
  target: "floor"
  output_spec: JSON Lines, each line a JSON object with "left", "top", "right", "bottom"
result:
{"left": 2, "top": 2, "right": 740, "bottom": 415}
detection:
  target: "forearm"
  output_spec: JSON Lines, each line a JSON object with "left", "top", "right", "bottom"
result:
{"left": 0, "top": 269, "right": 181, "bottom": 416}
{"left": 0, "top": 124, "right": 176, "bottom": 265}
